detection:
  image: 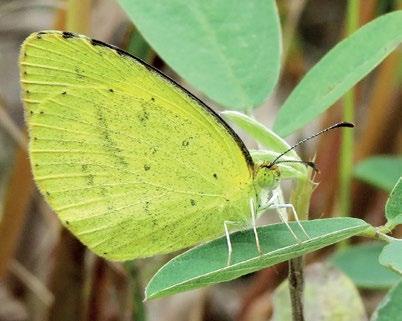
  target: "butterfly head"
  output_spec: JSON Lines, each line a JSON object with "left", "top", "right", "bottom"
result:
{"left": 253, "top": 162, "right": 281, "bottom": 191}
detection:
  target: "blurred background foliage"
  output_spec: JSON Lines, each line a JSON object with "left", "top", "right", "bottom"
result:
{"left": 0, "top": 0, "right": 401, "bottom": 320}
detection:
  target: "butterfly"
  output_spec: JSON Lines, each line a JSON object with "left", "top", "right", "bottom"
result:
{"left": 20, "top": 31, "right": 306, "bottom": 261}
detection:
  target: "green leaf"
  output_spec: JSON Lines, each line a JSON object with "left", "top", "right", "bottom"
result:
{"left": 379, "top": 240, "right": 402, "bottom": 276}
{"left": 330, "top": 242, "right": 400, "bottom": 289}
{"left": 354, "top": 156, "right": 402, "bottom": 192}
{"left": 221, "top": 111, "right": 294, "bottom": 156}
{"left": 272, "top": 263, "right": 366, "bottom": 321}
{"left": 385, "top": 178, "right": 402, "bottom": 228}
{"left": 145, "top": 218, "right": 372, "bottom": 299}
{"left": 274, "top": 11, "right": 402, "bottom": 137}
{"left": 371, "top": 281, "right": 402, "bottom": 321}
{"left": 118, "top": 0, "right": 281, "bottom": 109}
{"left": 222, "top": 111, "right": 307, "bottom": 177}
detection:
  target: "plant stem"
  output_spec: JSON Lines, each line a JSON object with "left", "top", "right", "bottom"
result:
{"left": 288, "top": 257, "right": 305, "bottom": 321}
{"left": 362, "top": 226, "right": 399, "bottom": 243}
{"left": 288, "top": 175, "right": 314, "bottom": 321}
{"left": 124, "top": 262, "right": 146, "bottom": 321}
{"left": 338, "top": 0, "right": 360, "bottom": 252}
{"left": 339, "top": 0, "right": 359, "bottom": 219}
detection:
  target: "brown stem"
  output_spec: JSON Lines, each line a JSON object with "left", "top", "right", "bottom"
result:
{"left": 48, "top": 229, "right": 86, "bottom": 321}
{"left": 86, "top": 257, "right": 108, "bottom": 321}
{"left": 288, "top": 174, "right": 314, "bottom": 321}
{"left": 288, "top": 257, "right": 305, "bottom": 321}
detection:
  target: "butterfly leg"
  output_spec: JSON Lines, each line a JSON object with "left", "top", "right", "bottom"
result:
{"left": 275, "top": 203, "right": 310, "bottom": 239}
{"left": 269, "top": 203, "right": 310, "bottom": 242}
{"left": 250, "top": 198, "right": 263, "bottom": 256}
{"left": 266, "top": 189, "right": 309, "bottom": 242}
{"left": 224, "top": 221, "right": 235, "bottom": 266}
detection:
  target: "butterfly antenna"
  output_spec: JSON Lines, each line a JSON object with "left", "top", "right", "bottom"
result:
{"left": 268, "top": 122, "right": 354, "bottom": 169}
{"left": 274, "top": 160, "right": 320, "bottom": 173}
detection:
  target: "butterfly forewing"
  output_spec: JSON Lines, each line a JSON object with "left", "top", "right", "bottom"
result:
{"left": 20, "top": 31, "right": 254, "bottom": 260}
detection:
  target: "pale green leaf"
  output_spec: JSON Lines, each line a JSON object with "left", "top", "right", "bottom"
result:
{"left": 354, "top": 156, "right": 402, "bottom": 192}
{"left": 330, "top": 242, "right": 400, "bottom": 289}
{"left": 385, "top": 178, "right": 402, "bottom": 227}
{"left": 371, "top": 281, "right": 402, "bottom": 321}
{"left": 274, "top": 11, "right": 402, "bottom": 137}
{"left": 379, "top": 240, "right": 402, "bottom": 276}
{"left": 118, "top": 0, "right": 281, "bottom": 109}
{"left": 145, "top": 218, "right": 372, "bottom": 299}
{"left": 222, "top": 111, "right": 294, "bottom": 155}
{"left": 222, "top": 111, "right": 306, "bottom": 176}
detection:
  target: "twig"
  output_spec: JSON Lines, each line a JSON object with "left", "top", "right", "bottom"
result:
{"left": 288, "top": 171, "right": 314, "bottom": 321}
{"left": 288, "top": 257, "right": 305, "bottom": 321}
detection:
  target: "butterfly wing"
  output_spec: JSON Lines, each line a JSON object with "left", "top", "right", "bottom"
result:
{"left": 20, "top": 31, "right": 255, "bottom": 260}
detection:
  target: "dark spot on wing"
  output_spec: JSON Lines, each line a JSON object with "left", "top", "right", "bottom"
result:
{"left": 95, "top": 106, "right": 128, "bottom": 168}
{"left": 30, "top": 111, "right": 34, "bottom": 115}
{"left": 81, "top": 164, "right": 88, "bottom": 171}
{"left": 190, "top": 199, "right": 196, "bottom": 206}
{"left": 39, "top": 111, "right": 44, "bottom": 114}
{"left": 65, "top": 220, "right": 70, "bottom": 225}
{"left": 151, "top": 97, "right": 155, "bottom": 102}
{"left": 62, "top": 31, "right": 76, "bottom": 39}
{"left": 144, "top": 201, "right": 150, "bottom": 213}
{"left": 62, "top": 91, "right": 67, "bottom": 95}
{"left": 33, "top": 137, "right": 38, "bottom": 141}
{"left": 109, "top": 88, "right": 114, "bottom": 93}
{"left": 182, "top": 136, "right": 194, "bottom": 147}
{"left": 26, "top": 90, "right": 30, "bottom": 94}
{"left": 138, "top": 105, "right": 150, "bottom": 124}
{"left": 23, "top": 71, "right": 27, "bottom": 75}
{"left": 213, "top": 173, "right": 218, "bottom": 179}
{"left": 150, "top": 147, "right": 158, "bottom": 155}
{"left": 144, "top": 164, "right": 151, "bottom": 171}
{"left": 74, "top": 66, "right": 84, "bottom": 79}
{"left": 46, "top": 191, "right": 51, "bottom": 196}
{"left": 103, "top": 252, "right": 107, "bottom": 255}
{"left": 88, "top": 174, "right": 94, "bottom": 185}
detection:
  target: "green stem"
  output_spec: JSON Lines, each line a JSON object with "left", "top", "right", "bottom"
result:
{"left": 124, "top": 262, "right": 147, "bottom": 321}
{"left": 361, "top": 225, "right": 399, "bottom": 243}
{"left": 338, "top": 0, "right": 359, "bottom": 249}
